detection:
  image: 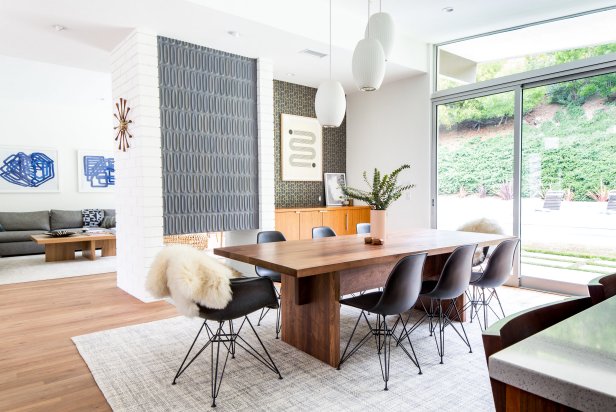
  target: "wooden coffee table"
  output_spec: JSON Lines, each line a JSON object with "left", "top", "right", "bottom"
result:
{"left": 31, "top": 233, "right": 117, "bottom": 262}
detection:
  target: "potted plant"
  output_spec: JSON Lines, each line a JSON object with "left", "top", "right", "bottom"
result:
{"left": 341, "top": 164, "right": 414, "bottom": 243}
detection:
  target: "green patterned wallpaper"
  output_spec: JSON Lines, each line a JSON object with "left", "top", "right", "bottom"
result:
{"left": 274, "top": 80, "right": 346, "bottom": 208}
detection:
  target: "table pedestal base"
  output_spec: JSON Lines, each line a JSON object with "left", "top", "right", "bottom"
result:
{"left": 280, "top": 253, "right": 466, "bottom": 367}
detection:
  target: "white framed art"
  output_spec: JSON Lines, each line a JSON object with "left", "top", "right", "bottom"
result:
{"left": 77, "top": 150, "right": 115, "bottom": 192}
{"left": 280, "top": 114, "right": 323, "bottom": 181}
{"left": 324, "top": 173, "right": 346, "bottom": 206}
{"left": 0, "top": 146, "right": 59, "bottom": 192}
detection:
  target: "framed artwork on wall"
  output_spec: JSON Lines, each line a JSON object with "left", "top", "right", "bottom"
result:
{"left": 324, "top": 172, "right": 346, "bottom": 206}
{"left": 0, "top": 146, "right": 59, "bottom": 192}
{"left": 281, "top": 114, "right": 323, "bottom": 181}
{"left": 77, "top": 150, "right": 115, "bottom": 192}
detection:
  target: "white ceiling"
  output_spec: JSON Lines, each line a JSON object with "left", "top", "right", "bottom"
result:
{"left": 0, "top": 0, "right": 614, "bottom": 92}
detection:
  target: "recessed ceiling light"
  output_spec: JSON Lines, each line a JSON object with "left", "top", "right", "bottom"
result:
{"left": 227, "top": 30, "right": 240, "bottom": 38}
{"left": 442, "top": 6, "right": 454, "bottom": 13}
{"left": 52, "top": 24, "right": 67, "bottom": 31}
{"left": 299, "top": 49, "right": 328, "bottom": 59}
{"left": 287, "top": 73, "right": 295, "bottom": 77}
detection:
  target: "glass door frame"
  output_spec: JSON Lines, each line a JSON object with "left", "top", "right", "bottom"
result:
{"left": 430, "top": 57, "right": 616, "bottom": 287}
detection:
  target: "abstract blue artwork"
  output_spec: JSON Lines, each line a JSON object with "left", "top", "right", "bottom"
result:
{"left": 78, "top": 151, "right": 115, "bottom": 192}
{"left": 83, "top": 155, "right": 115, "bottom": 188}
{"left": 0, "top": 148, "right": 58, "bottom": 192}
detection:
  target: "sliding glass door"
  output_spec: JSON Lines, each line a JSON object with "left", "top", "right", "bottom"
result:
{"left": 433, "top": 71, "right": 616, "bottom": 293}
{"left": 436, "top": 91, "right": 515, "bottom": 236}
{"left": 519, "top": 73, "right": 616, "bottom": 292}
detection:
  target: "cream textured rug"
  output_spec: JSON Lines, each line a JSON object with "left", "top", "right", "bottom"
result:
{"left": 0, "top": 252, "right": 116, "bottom": 285}
{"left": 73, "top": 306, "right": 496, "bottom": 411}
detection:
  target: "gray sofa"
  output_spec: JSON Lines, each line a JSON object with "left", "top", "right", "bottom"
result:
{"left": 0, "top": 209, "right": 115, "bottom": 257}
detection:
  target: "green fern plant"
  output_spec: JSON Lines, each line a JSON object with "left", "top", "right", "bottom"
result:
{"left": 341, "top": 164, "right": 415, "bottom": 210}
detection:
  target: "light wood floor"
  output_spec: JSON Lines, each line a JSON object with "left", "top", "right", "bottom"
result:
{"left": 0, "top": 273, "right": 177, "bottom": 412}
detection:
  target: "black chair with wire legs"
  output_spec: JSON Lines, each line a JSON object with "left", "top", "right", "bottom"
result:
{"left": 466, "top": 239, "right": 519, "bottom": 330}
{"left": 172, "top": 277, "right": 282, "bottom": 407}
{"left": 356, "top": 223, "right": 371, "bottom": 234}
{"left": 312, "top": 226, "right": 336, "bottom": 238}
{"left": 399, "top": 244, "right": 476, "bottom": 364}
{"left": 255, "top": 230, "right": 286, "bottom": 339}
{"left": 337, "top": 253, "right": 427, "bottom": 390}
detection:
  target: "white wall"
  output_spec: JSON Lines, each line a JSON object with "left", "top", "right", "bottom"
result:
{"left": 0, "top": 55, "right": 114, "bottom": 212}
{"left": 346, "top": 74, "right": 432, "bottom": 231}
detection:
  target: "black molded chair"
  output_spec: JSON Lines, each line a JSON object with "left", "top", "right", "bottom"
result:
{"left": 587, "top": 272, "right": 616, "bottom": 305}
{"left": 255, "top": 230, "right": 285, "bottom": 338}
{"left": 337, "top": 253, "right": 427, "bottom": 390}
{"left": 356, "top": 223, "right": 371, "bottom": 234}
{"left": 312, "top": 226, "right": 336, "bottom": 238}
{"left": 467, "top": 239, "right": 519, "bottom": 330}
{"left": 172, "top": 277, "right": 282, "bottom": 407}
{"left": 401, "top": 244, "right": 476, "bottom": 364}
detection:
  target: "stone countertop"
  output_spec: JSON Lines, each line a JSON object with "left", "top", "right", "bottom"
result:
{"left": 489, "top": 296, "right": 616, "bottom": 412}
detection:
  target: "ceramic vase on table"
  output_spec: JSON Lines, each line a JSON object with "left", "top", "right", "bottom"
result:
{"left": 370, "top": 209, "right": 387, "bottom": 241}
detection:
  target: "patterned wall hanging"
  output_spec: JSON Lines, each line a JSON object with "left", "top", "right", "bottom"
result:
{"left": 113, "top": 98, "right": 133, "bottom": 152}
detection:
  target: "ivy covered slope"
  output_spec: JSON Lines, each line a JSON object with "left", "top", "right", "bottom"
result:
{"left": 438, "top": 44, "right": 616, "bottom": 201}
{"left": 438, "top": 103, "right": 616, "bottom": 200}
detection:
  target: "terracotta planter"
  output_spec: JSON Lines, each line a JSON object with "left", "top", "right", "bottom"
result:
{"left": 370, "top": 209, "right": 387, "bottom": 240}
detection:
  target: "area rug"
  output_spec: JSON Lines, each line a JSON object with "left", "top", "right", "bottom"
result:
{"left": 0, "top": 252, "right": 116, "bottom": 285}
{"left": 73, "top": 306, "right": 495, "bottom": 411}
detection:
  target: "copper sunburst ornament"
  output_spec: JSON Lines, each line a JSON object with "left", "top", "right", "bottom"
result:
{"left": 113, "top": 98, "right": 133, "bottom": 152}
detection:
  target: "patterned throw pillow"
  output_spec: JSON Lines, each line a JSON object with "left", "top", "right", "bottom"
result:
{"left": 100, "top": 216, "right": 116, "bottom": 229}
{"left": 82, "top": 209, "right": 105, "bottom": 227}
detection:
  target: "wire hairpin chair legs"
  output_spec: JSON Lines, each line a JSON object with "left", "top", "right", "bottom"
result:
{"left": 465, "top": 286, "right": 507, "bottom": 330}
{"left": 172, "top": 316, "right": 282, "bottom": 407}
{"left": 337, "top": 311, "right": 421, "bottom": 390}
{"left": 256, "top": 287, "right": 281, "bottom": 339}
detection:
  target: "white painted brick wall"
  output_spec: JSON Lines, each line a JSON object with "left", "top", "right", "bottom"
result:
{"left": 111, "top": 29, "right": 163, "bottom": 302}
{"left": 257, "top": 58, "right": 275, "bottom": 231}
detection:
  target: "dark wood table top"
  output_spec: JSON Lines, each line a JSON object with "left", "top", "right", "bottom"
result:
{"left": 214, "top": 228, "right": 513, "bottom": 277}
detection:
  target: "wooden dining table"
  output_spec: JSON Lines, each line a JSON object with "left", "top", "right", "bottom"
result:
{"left": 214, "top": 228, "right": 512, "bottom": 367}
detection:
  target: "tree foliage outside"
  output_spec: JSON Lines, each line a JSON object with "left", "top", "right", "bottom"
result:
{"left": 438, "top": 44, "right": 616, "bottom": 130}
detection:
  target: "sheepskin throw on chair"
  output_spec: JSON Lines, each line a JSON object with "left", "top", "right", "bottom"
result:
{"left": 146, "top": 245, "right": 239, "bottom": 317}
{"left": 457, "top": 218, "right": 505, "bottom": 266}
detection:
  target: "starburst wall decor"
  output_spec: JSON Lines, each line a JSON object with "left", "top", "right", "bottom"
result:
{"left": 113, "top": 98, "right": 133, "bottom": 152}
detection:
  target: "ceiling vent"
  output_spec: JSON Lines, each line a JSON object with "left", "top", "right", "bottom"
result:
{"left": 299, "top": 49, "right": 328, "bottom": 58}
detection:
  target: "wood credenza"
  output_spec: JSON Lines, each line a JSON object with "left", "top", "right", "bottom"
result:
{"left": 275, "top": 206, "right": 371, "bottom": 240}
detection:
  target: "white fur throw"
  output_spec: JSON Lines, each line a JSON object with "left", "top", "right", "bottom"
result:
{"left": 146, "top": 245, "right": 240, "bottom": 317}
{"left": 457, "top": 218, "right": 505, "bottom": 235}
{"left": 457, "top": 218, "right": 505, "bottom": 264}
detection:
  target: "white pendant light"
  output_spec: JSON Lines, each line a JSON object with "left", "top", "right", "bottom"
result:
{"left": 364, "top": 1, "right": 395, "bottom": 61}
{"left": 352, "top": 0, "right": 386, "bottom": 91}
{"left": 315, "top": 0, "right": 346, "bottom": 128}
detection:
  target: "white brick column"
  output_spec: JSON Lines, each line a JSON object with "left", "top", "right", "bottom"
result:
{"left": 257, "top": 58, "right": 275, "bottom": 231}
{"left": 111, "top": 29, "right": 163, "bottom": 301}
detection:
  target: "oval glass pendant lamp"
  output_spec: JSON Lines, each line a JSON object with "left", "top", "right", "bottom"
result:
{"left": 352, "top": 0, "right": 386, "bottom": 91}
{"left": 315, "top": 0, "right": 346, "bottom": 127}
{"left": 364, "top": 1, "right": 395, "bottom": 61}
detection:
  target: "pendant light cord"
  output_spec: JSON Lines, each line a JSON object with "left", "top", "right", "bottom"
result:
{"left": 329, "top": 0, "right": 332, "bottom": 80}
{"left": 367, "top": 0, "right": 370, "bottom": 37}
